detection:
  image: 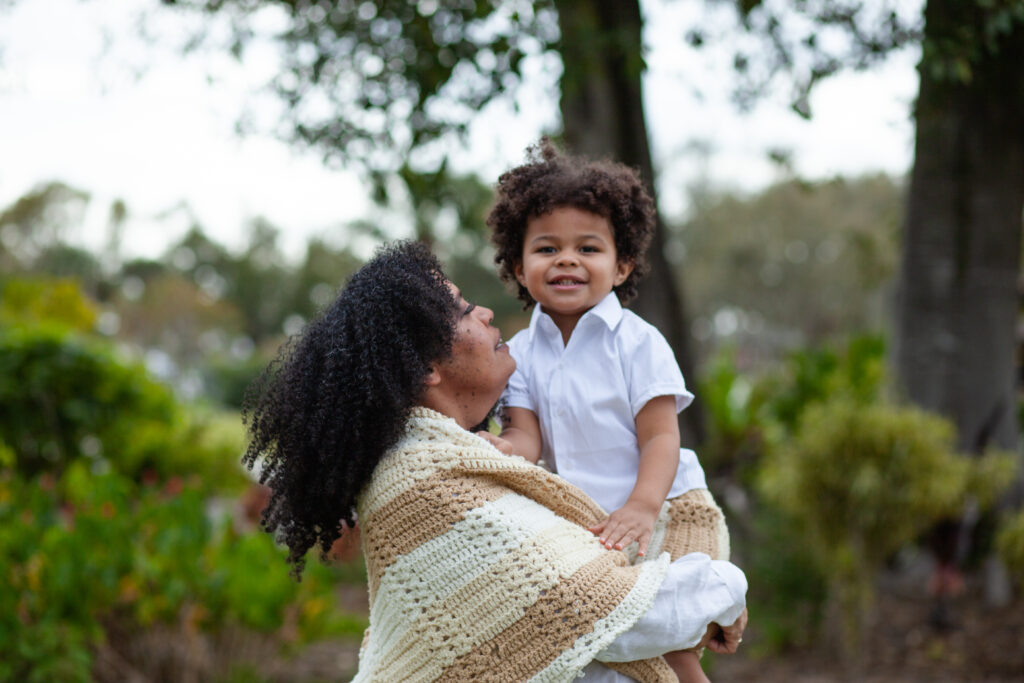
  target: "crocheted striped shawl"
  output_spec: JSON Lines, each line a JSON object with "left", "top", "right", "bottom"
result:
{"left": 353, "top": 407, "right": 675, "bottom": 682}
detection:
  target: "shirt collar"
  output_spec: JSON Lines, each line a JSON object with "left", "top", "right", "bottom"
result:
{"left": 527, "top": 292, "right": 624, "bottom": 342}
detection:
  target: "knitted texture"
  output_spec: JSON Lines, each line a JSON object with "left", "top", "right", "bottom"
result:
{"left": 661, "top": 489, "right": 730, "bottom": 563}
{"left": 354, "top": 407, "right": 675, "bottom": 683}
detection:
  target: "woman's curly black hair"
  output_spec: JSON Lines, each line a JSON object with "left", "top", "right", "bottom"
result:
{"left": 488, "top": 138, "right": 656, "bottom": 308}
{"left": 241, "top": 241, "right": 458, "bottom": 578}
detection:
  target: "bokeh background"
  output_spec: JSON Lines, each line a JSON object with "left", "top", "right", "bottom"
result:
{"left": 1, "top": 1, "right": 1022, "bottom": 681}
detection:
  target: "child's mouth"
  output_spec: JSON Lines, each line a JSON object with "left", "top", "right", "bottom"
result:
{"left": 549, "top": 278, "right": 584, "bottom": 287}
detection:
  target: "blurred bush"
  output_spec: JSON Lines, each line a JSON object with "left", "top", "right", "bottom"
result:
{"left": 700, "top": 334, "right": 1018, "bottom": 657}
{"left": 201, "top": 354, "right": 268, "bottom": 409}
{"left": 0, "top": 277, "right": 368, "bottom": 681}
{"left": 759, "top": 400, "right": 1016, "bottom": 657}
{"left": 997, "top": 508, "right": 1024, "bottom": 582}
{"left": 0, "top": 464, "right": 366, "bottom": 682}
{"left": 700, "top": 337, "right": 890, "bottom": 655}
{"left": 0, "top": 278, "right": 97, "bottom": 332}
{"left": 0, "top": 323, "right": 249, "bottom": 493}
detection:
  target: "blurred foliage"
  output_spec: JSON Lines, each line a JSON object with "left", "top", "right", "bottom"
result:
{"left": 700, "top": 334, "right": 887, "bottom": 476}
{"left": 700, "top": 335, "right": 888, "bottom": 654}
{"left": 679, "top": 175, "right": 902, "bottom": 367}
{"left": 0, "top": 323, "right": 174, "bottom": 477}
{"left": 0, "top": 277, "right": 98, "bottom": 332}
{"left": 0, "top": 284, "right": 368, "bottom": 679}
{"left": 725, "top": 0, "right": 1024, "bottom": 114}
{"left": 739, "top": 505, "right": 827, "bottom": 655}
{"left": 700, "top": 334, "right": 1019, "bottom": 656}
{"left": 162, "top": 0, "right": 558, "bottom": 186}
{"left": 0, "top": 182, "right": 90, "bottom": 271}
{"left": 761, "top": 403, "right": 1013, "bottom": 567}
{"left": 997, "top": 507, "right": 1024, "bottom": 581}
{"left": 760, "top": 400, "right": 1016, "bottom": 656}
{"left": 0, "top": 323, "right": 248, "bottom": 491}
{"left": 761, "top": 334, "right": 888, "bottom": 431}
{"left": 202, "top": 354, "right": 272, "bottom": 410}
{"left": 0, "top": 464, "right": 366, "bottom": 682}
{"left": 106, "top": 222, "right": 365, "bottom": 402}
{"left": 402, "top": 166, "right": 527, "bottom": 331}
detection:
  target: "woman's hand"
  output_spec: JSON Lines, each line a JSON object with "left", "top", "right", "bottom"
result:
{"left": 588, "top": 500, "right": 659, "bottom": 556}
{"left": 704, "top": 608, "right": 748, "bottom": 655}
{"left": 475, "top": 430, "right": 518, "bottom": 456}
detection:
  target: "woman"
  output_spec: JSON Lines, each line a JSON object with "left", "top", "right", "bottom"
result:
{"left": 243, "top": 242, "right": 747, "bottom": 682}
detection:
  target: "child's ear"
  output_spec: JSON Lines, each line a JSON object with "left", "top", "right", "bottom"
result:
{"left": 514, "top": 262, "right": 527, "bottom": 287}
{"left": 424, "top": 366, "right": 442, "bottom": 387}
{"left": 613, "top": 260, "right": 634, "bottom": 286}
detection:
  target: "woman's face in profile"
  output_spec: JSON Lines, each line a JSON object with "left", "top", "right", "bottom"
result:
{"left": 435, "top": 283, "right": 516, "bottom": 407}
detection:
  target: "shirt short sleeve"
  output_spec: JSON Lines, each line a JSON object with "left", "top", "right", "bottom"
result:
{"left": 621, "top": 318, "right": 694, "bottom": 418}
{"left": 502, "top": 332, "right": 535, "bottom": 412}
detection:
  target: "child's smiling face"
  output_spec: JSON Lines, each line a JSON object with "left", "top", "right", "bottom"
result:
{"left": 515, "top": 206, "right": 633, "bottom": 339}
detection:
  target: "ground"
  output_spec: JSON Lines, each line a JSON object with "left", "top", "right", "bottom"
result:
{"left": 710, "top": 588, "right": 1024, "bottom": 682}
{"left": 331, "top": 578, "right": 1024, "bottom": 682}
{"left": 93, "top": 573, "right": 1023, "bottom": 681}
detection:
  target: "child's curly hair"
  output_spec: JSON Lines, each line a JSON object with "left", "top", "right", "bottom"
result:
{"left": 241, "top": 241, "right": 458, "bottom": 578}
{"left": 488, "top": 138, "right": 656, "bottom": 307}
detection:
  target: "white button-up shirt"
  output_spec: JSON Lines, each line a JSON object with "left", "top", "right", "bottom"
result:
{"left": 504, "top": 293, "right": 707, "bottom": 514}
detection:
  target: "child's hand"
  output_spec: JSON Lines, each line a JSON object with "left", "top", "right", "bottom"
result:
{"left": 588, "top": 500, "right": 659, "bottom": 556}
{"left": 475, "top": 430, "right": 518, "bottom": 456}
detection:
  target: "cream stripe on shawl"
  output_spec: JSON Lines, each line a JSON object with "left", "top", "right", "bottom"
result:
{"left": 364, "top": 492, "right": 603, "bottom": 672}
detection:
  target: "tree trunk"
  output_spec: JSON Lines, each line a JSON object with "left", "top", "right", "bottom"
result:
{"left": 897, "top": 0, "right": 1024, "bottom": 462}
{"left": 554, "top": 0, "right": 706, "bottom": 445}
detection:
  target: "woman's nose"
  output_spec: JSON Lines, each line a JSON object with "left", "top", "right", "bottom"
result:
{"left": 476, "top": 305, "right": 495, "bottom": 325}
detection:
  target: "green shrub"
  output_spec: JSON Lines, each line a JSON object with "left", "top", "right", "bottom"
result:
{"left": 0, "top": 325, "right": 180, "bottom": 477}
{"left": 762, "top": 334, "right": 886, "bottom": 431}
{"left": 0, "top": 278, "right": 97, "bottom": 332}
{"left": 698, "top": 336, "right": 890, "bottom": 653}
{"left": 997, "top": 508, "right": 1024, "bottom": 581}
{"left": 0, "top": 279, "right": 366, "bottom": 678}
{"left": 0, "top": 325, "right": 248, "bottom": 491}
{"left": 202, "top": 354, "right": 267, "bottom": 409}
{"left": 698, "top": 347, "right": 772, "bottom": 476}
{"left": 759, "top": 399, "right": 1016, "bottom": 657}
{"left": 0, "top": 465, "right": 367, "bottom": 681}
{"left": 741, "top": 504, "right": 827, "bottom": 654}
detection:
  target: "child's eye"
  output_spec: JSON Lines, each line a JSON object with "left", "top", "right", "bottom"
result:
{"left": 536, "top": 246, "right": 556, "bottom": 254}
{"left": 580, "top": 245, "right": 599, "bottom": 253}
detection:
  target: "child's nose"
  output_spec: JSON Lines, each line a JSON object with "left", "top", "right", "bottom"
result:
{"left": 555, "top": 250, "right": 578, "bottom": 266}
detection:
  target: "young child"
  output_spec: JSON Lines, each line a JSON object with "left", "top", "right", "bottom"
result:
{"left": 478, "top": 140, "right": 732, "bottom": 683}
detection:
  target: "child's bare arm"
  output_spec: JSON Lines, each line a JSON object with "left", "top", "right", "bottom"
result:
{"left": 589, "top": 395, "right": 679, "bottom": 556}
{"left": 476, "top": 406, "right": 542, "bottom": 463}
{"left": 663, "top": 650, "right": 710, "bottom": 683}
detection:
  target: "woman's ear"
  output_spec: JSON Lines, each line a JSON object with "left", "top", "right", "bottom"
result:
{"left": 614, "top": 260, "right": 635, "bottom": 286}
{"left": 423, "top": 365, "right": 442, "bottom": 387}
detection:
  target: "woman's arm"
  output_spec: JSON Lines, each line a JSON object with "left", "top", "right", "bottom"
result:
{"left": 595, "top": 554, "right": 748, "bottom": 663}
{"left": 590, "top": 395, "right": 679, "bottom": 555}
